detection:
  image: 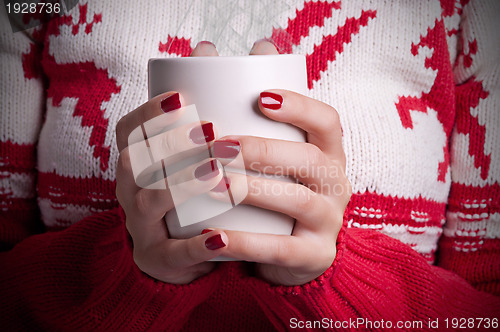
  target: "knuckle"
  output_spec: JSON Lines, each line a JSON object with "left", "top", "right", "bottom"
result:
{"left": 272, "top": 241, "right": 294, "bottom": 266}
{"left": 185, "top": 239, "right": 199, "bottom": 263}
{"left": 162, "top": 249, "right": 178, "bottom": 270}
{"left": 161, "top": 131, "right": 177, "bottom": 154}
{"left": 257, "top": 139, "right": 274, "bottom": 162}
{"left": 330, "top": 159, "right": 344, "bottom": 175}
{"left": 117, "top": 148, "right": 132, "bottom": 173}
{"left": 319, "top": 107, "right": 341, "bottom": 134}
{"left": 115, "top": 117, "right": 127, "bottom": 149}
{"left": 134, "top": 190, "right": 151, "bottom": 217}
{"left": 328, "top": 107, "right": 341, "bottom": 128}
{"left": 294, "top": 187, "right": 316, "bottom": 217}
{"left": 304, "top": 143, "right": 324, "bottom": 167}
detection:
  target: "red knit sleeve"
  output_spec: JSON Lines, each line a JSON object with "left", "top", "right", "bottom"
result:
{"left": 0, "top": 208, "right": 223, "bottom": 331}
{"left": 246, "top": 227, "right": 500, "bottom": 331}
{"left": 0, "top": 8, "right": 46, "bottom": 249}
{"left": 436, "top": 0, "right": 500, "bottom": 295}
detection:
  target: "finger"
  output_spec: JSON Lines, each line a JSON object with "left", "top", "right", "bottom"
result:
{"left": 258, "top": 89, "right": 344, "bottom": 162}
{"left": 155, "top": 261, "right": 216, "bottom": 285}
{"left": 214, "top": 136, "right": 344, "bottom": 187}
{"left": 135, "top": 157, "right": 224, "bottom": 208}
{"left": 134, "top": 240, "right": 219, "bottom": 284}
{"left": 167, "top": 158, "right": 223, "bottom": 200}
{"left": 129, "top": 121, "right": 217, "bottom": 187}
{"left": 116, "top": 148, "right": 172, "bottom": 237}
{"left": 125, "top": 158, "right": 224, "bottom": 243}
{"left": 159, "top": 231, "right": 229, "bottom": 269}
{"left": 118, "top": 149, "right": 223, "bottom": 219}
{"left": 147, "top": 121, "right": 216, "bottom": 166}
{"left": 221, "top": 230, "right": 333, "bottom": 269}
{"left": 116, "top": 146, "right": 146, "bottom": 196}
{"left": 249, "top": 39, "right": 279, "bottom": 55}
{"left": 190, "top": 41, "right": 219, "bottom": 56}
{"left": 209, "top": 172, "right": 343, "bottom": 232}
{"left": 116, "top": 92, "right": 183, "bottom": 152}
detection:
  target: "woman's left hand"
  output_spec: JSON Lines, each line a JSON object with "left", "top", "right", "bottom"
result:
{"left": 206, "top": 40, "right": 351, "bottom": 285}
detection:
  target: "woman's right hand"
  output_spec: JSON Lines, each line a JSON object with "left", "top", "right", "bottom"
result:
{"left": 115, "top": 42, "right": 228, "bottom": 284}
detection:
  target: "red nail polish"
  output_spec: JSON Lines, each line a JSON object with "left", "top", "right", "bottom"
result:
{"left": 260, "top": 92, "right": 283, "bottom": 110}
{"left": 190, "top": 123, "right": 215, "bottom": 144}
{"left": 201, "top": 229, "right": 213, "bottom": 235}
{"left": 160, "top": 93, "right": 181, "bottom": 113}
{"left": 205, "top": 234, "right": 226, "bottom": 250}
{"left": 211, "top": 177, "right": 231, "bottom": 193}
{"left": 195, "top": 160, "right": 219, "bottom": 181}
{"left": 213, "top": 140, "right": 240, "bottom": 159}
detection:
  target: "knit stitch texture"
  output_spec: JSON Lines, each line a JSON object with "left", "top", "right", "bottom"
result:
{"left": 1, "top": 0, "right": 499, "bottom": 330}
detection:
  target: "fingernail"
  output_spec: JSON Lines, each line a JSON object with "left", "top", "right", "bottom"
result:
{"left": 213, "top": 140, "right": 240, "bottom": 159}
{"left": 211, "top": 177, "right": 230, "bottom": 193}
{"left": 194, "top": 160, "right": 219, "bottom": 181}
{"left": 250, "top": 38, "right": 277, "bottom": 53}
{"left": 189, "top": 122, "right": 215, "bottom": 144}
{"left": 201, "top": 228, "right": 214, "bottom": 235}
{"left": 205, "top": 234, "right": 226, "bottom": 250}
{"left": 160, "top": 93, "right": 181, "bottom": 113}
{"left": 260, "top": 92, "right": 283, "bottom": 110}
{"left": 197, "top": 40, "right": 216, "bottom": 48}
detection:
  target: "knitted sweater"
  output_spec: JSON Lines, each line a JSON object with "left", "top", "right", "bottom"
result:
{"left": 0, "top": 0, "right": 499, "bottom": 330}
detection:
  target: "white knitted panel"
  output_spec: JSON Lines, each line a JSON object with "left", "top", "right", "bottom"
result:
{"left": 38, "top": 198, "right": 96, "bottom": 228}
{"left": 304, "top": 1, "right": 450, "bottom": 202}
{"left": 0, "top": 5, "right": 44, "bottom": 145}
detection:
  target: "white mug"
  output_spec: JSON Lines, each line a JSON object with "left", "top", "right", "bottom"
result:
{"left": 147, "top": 54, "right": 307, "bottom": 250}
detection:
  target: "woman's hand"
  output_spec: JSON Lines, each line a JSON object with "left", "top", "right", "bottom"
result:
{"left": 115, "top": 42, "right": 228, "bottom": 284}
{"left": 210, "top": 89, "right": 351, "bottom": 285}
{"left": 115, "top": 39, "right": 350, "bottom": 286}
{"left": 205, "top": 40, "right": 352, "bottom": 285}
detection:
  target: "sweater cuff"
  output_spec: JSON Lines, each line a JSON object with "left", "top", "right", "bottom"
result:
{"left": 0, "top": 208, "right": 222, "bottom": 331}
{"left": 240, "top": 214, "right": 348, "bottom": 331}
{"left": 250, "top": 211, "right": 348, "bottom": 296}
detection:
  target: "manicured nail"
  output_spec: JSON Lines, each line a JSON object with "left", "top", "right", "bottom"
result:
{"left": 194, "top": 160, "right": 219, "bottom": 181}
{"left": 211, "top": 177, "right": 230, "bottom": 193}
{"left": 205, "top": 234, "right": 226, "bottom": 250}
{"left": 201, "top": 228, "right": 214, "bottom": 235}
{"left": 189, "top": 123, "right": 215, "bottom": 144}
{"left": 160, "top": 93, "right": 181, "bottom": 113}
{"left": 260, "top": 92, "right": 283, "bottom": 110}
{"left": 213, "top": 140, "right": 240, "bottom": 159}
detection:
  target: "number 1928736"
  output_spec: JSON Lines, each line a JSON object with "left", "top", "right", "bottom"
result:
{"left": 6, "top": 2, "right": 61, "bottom": 14}
{"left": 444, "top": 317, "right": 498, "bottom": 329}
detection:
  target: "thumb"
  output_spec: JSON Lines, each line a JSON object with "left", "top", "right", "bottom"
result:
{"left": 162, "top": 230, "right": 228, "bottom": 269}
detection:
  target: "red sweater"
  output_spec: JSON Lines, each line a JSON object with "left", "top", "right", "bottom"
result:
{"left": 1, "top": 208, "right": 499, "bottom": 331}
{"left": 1, "top": 0, "right": 499, "bottom": 330}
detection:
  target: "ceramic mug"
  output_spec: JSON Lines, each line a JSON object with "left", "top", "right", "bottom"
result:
{"left": 145, "top": 54, "right": 307, "bottom": 245}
